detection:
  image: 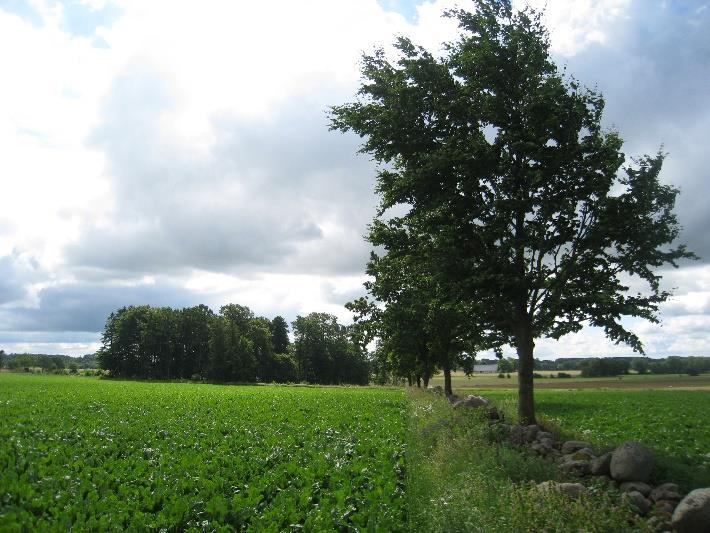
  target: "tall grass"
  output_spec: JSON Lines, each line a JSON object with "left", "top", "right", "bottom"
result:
{"left": 405, "top": 390, "right": 650, "bottom": 532}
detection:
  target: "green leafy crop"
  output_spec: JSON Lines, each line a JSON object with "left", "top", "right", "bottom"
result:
{"left": 0, "top": 374, "right": 407, "bottom": 531}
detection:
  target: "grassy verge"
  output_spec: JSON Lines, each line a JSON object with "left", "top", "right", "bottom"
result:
{"left": 405, "top": 389, "right": 649, "bottom": 532}
{"left": 479, "top": 389, "right": 710, "bottom": 491}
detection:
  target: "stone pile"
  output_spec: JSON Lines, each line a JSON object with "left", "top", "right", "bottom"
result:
{"left": 436, "top": 390, "right": 710, "bottom": 532}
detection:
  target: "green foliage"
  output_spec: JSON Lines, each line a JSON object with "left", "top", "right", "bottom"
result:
{"left": 406, "top": 390, "right": 646, "bottom": 531}
{"left": 0, "top": 374, "right": 406, "bottom": 531}
{"left": 292, "top": 313, "right": 369, "bottom": 385}
{"left": 98, "top": 305, "right": 367, "bottom": 385}
{"left": 485, "top": 388, "right": 710, "bottom": 490}
{"left": 579, "top": 358, "right": 630, "bottom": 377}
{"left": 331, "top": 0, "right": 694, "bottom": 423}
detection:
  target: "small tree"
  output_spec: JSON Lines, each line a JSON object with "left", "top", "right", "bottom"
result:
{"left": 331, "top": 0, "right": 694, "bottom": 423}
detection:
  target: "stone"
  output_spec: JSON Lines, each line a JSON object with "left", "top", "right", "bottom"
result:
{"left": 430, "top": 385, "right": 444, "bottom": 395}
{"left": 452, "top": 395, "right": 490, "bottom": 409}
{"left": 523, "top": 424, "right": 540, "bottom": 443}
{"left": 561, "top": 440, "right": 592, "bottom": 454}
{"left": 590, "top": 452, "right": 612, "bottom": 476}
{"left": 619, "top": 481, "right": 652, "bottom": 497}
{"left": 653, "top": 500, "right": 676, "bottom": 515}
{"left": 671, "top": 487, "right": 710, "bottom": 533}
{"left": 559, "top": 459, "right": 591, "bottom": 476}
{"left": 610, "top": 441, "right": 654, "bottom": 482}
{"left": 536, "top": 481, "right": 586, "bottom": 500}
{"left": 621, "top": 490, "right": 651, "bottom": 516}
{"left": 508, "top": 425, "right": 525, "bottom": 445}
{"left": 650, "top": 482, "right": 682, "bottom": 503}
{"left": 536, "top": 431, "right": 554, "bottom": 441}
{"left": 646, "top": 514, "right": 672, "bottom": 532}
{"left": 569, "top": 449, "right": 595, "bottom": 461}
{"left": 530, "top": 442, "right": 552, "bottom": 456}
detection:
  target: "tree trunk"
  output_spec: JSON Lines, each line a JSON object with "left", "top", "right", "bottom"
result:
{"left": 407, "top": 374, "right": 413, "bottom": 387}
{"left": 416, "top": 375, "right": 422, "bottom": 388}
{"left": 443, "top": 364, "right": 453, "bottom": 397}
{"left": 515, "top": 322, "right": 536, "bottom": 425}
{"left": 423, "top": 372, "right": 430, "bottom": 389}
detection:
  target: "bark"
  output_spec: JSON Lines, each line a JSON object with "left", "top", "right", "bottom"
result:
{"left": 443, "top": 364, "right": 453, "bottom": 397}
{"left": 416, "top": 375, "right": 422, "bottom": 388}
{"left": 515, "top": 321, "right": 536, "bottom": 425}
{"left": 423, "top": 372, "right": 430, "bottom": 389}
{"left": 407, "top": 374, "right": 413, "bottom": 387}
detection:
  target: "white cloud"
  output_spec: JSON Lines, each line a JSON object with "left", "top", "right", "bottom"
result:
{"left": 0, "top": 0, "right": 708, "bottom": 358}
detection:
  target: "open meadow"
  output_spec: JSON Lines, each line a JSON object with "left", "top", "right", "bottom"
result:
{"left": 0, "top": 374, "right": 406, "bottom": 531}
{"left": 430, "top": 371, "right": 710, "bottom": 489}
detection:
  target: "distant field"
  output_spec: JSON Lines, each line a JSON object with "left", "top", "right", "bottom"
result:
{"left": 481, "top": 388, "right": 710, "bottom": 489}
{"left": 0, "top": 374, "right": 407, "bottom": 531}
{"left": 430, "top": 370, "right": 710, "bottom": 390}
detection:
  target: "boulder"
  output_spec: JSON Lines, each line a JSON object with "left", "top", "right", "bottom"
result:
{"left": 486, "top": 407, "right": 502, "bottom": 421}
{"left": 429, "top": 386, "right": 444, "bottom": 395}
{"left": 536, "top": 431, "right": 554, "bottom": 442}
{"left": 537, "top": 481, "right": 586, "bottom": 500}
{"left": 610, "top": 441, "right": 653, "bottom": 482}
{"left": 646, "top": 514, "right": 672, "bottom": 532}
{"left": 561, "top": 440, "right": 592, "bottom": 454}
{"left": 523, "top": 424, "right": 540, "bottom": 443}
{"left": 650, "top": 482, "right": 681, "bottom": 503}
{"left": 452, "top": 395, "right": 490, "bottom": 409}
{"left": 590, "top": 452, "right": 612, "bottom": 476}
{"left": 619, "top": 481, "right": 652, "bottom": 497}
{"left": 568, "top": 448, "right": 595, "bottom": 462}
{"left": 508, "top": 425, "right": 525, "bottom": 445}
{"left": 621, "top": 490, "right": 651, "bottom": 516}
{"left": 653, "top": 500, "right": 676, "bottom": 515}
{"left": 530, "top": 441, "right": 553, "bottom": 456}
{"left": 671, "top": 487, "right": 710, "bottom": 533}
{"left": 559, "top": 459, "right": 591, "bottom": 476}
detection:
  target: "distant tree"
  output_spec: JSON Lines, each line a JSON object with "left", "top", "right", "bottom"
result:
{"left": 331, "top": 0, "right": 694, "bottom": 423}
{"left": 0, "top": 349, "right": 5, "bottom": 369}
{"left": 580, "top": 358, "right": 630, "bottom": 377}
{"left": 631, "top": 358, "right": 649, "bottom": 374}
{"left": 292, "top": 313, "right": 368, "bottom": 385}
{"left": 270, "top": 316, "right": 290, "bottom": 354}
{"left": 69, "top": 362, "right": 79, "bottom": 374}
{"left": 498, "top": 358, "right": 517, "bottom": 373}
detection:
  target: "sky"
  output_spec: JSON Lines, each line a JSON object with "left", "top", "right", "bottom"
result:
{"left": 0, "top": 0, "right": 709, "bottom": 359}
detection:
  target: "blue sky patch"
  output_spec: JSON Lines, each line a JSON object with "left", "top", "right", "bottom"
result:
{"left": 377, "top": 0, "right": 420, "bottom": 23}
{"left": 59, "top": 0, "right": 122, "bottom": 37}
{"left": 0, "top": 0, "right": 44, "bottom": 27}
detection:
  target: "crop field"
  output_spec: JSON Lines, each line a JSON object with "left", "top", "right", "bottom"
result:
{"left": 0, "top": 374, "right": 407, "bottom": 531}
{"left": 481, "top": 388, "right": 710, "bottom": 489}
{"left": 431, "top": 370, "right": 710, "bottom": 390}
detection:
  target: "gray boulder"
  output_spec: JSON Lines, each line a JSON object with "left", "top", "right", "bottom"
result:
{"left": 590, "top": 452, "right": 612, "bottom": 476}
{"left": 429, "top": 385, "right": 444, "bottom": 395}
{"left": 523, "top": 424, "right": 540, "bottom": 443}
{"left": 508, "top": 425, "right": 525, "bottom": 445}
{"left": 453, "top": 395, "right": 489, "bottom": 409}
{"left": 537, "top": 481, "right": 586, "bottom": 500}
{"left": 561, "top": 440, "right": 592, "bottom": 454}
{"left": 536, "top": 431, "right": 554, "bottom": 441}
{"left": 619, "top": 481, "right": 652, "bottom": 497}
{"left": 650, "top": 482, "right": 681, "bottom": 503}
{"left": 610, "top": 441, "right": 653, "bottom": 482}
{"left": 671, "top": 488, "right": 710, "bottom": 533}
{"left": 559, "top": 459, "right": 591, "bottom": 476}
{"left": 621, "top": 490, "right": 651, "bottom": 516}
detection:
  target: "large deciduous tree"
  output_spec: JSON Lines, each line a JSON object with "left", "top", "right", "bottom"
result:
{"left": 331, "top": 0, "right": 694, "bottom": 423}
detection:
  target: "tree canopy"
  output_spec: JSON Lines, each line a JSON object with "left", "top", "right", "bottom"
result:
{"left": 331, "top": 0, "right": 694, "bottom": 423}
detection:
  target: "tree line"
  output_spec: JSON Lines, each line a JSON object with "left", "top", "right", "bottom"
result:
{"left": 96, "top": 305, "right": 369, "bottom": 385}
{"left": 331, "top": 0, "right": 695, "bottom": 423}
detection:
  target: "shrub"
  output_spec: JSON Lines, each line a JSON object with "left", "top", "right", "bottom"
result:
{"left": 497, "top": 373, "right": 505, "bottom": 379}
{"left": 557, "top": 372, "right": 572, "bottom": 378}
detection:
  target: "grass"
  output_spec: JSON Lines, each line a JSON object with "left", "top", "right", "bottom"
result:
{"left": 463, "top": 388, "right": 710, "bottom": 491}
{"left": 405, "top": 389, "right": 649, "bottom": 532}
{"left": 0, "top": 373, "right": 407, "bottom": 531}
{"left": 430, "top": 370, "right": 710, "bottom": 390}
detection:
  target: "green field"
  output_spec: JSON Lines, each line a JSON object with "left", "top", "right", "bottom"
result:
{"left": 430, "top": 370, "right": 710, "bottom": 390}
{"left": 470, "top": 388, "right": 710, "bottom": 489}
{"left": 0, "top": 374, "right": 406, "bottom": 531}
